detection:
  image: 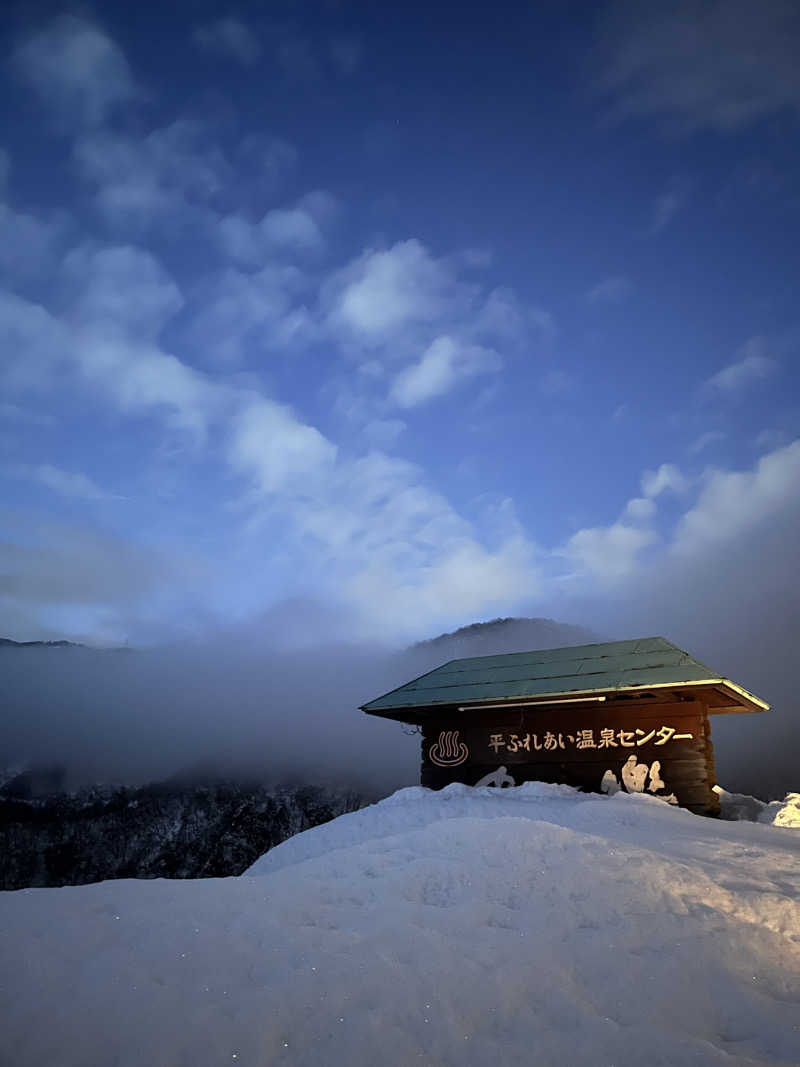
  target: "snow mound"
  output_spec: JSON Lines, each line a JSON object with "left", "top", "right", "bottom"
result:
{"left": 716, "top": 786, "right": 800, "bottom": 828}
{"left": 1, "top": 783, "right": 799, "bottom": 1066}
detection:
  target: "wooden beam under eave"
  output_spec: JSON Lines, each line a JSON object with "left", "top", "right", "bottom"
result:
{"left": 682, "top": 682, "right": 768, "bottom": 714}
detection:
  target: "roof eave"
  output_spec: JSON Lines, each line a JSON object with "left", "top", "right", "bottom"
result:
{"left": 362, "top": 677, "right": 769, "bottom": 718}
{"left": 715, "top": 677, "right": 770, "bottom": 712}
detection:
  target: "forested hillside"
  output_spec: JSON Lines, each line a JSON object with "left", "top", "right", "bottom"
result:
{"left": 0, "top": 778, "right": 362, "bottom": 890}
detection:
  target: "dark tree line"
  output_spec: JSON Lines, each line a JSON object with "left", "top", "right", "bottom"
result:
{"left": 0, "top": 776, "right": 363, "bottom": 890}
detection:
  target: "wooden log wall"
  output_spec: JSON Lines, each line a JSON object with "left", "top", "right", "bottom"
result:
{"left": 420, "top": 699, "right": 719, "bottom": 815}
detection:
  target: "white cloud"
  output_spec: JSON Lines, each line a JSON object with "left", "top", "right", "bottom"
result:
{"left": 12, "top": 15, "right": 137, "bottom": 128}
{"left": 281, "top": 448, "right": 539, "bottom": 633}
{"left": 0, "top": 221, "right": 546, "bottom": 638}
{"left": 74, "top": 121, "right": 231, "bottom": 230}
{"left": 564, "top": 522, "right": 656, "bottom": 582}
{"left": 298, "top": 190, "right": 339, "bottom": 229}
{"left": 688, "top": 430, "right": 726, "bottom": 454}
{"left": 0, "top": 287, "right": 222, "bottom": 438}
{"left": 624, "top": 496, "right": 656, "bottom": 521}
{"left": 599, "top": 1, "right": 800, "bottom": 133}
{"left": 228, "top": 399, "right": 337, "bottom": 495}
{"left": 225, "top": 436, "right": 539, "bottom": 637}
{"left": 261, "top": 207, "right": 323, "bottom": 252}
{"left": 218, "top": 192, "right": 335, "bottom": 266}
{"left": 0, "top": 203, "right": 63, "bottom": 279}
{"left": 671, "top": 439, "right": 800, "bottom": 557}
{"left": 329, "top": 240, "right": 466, "bottom": 345}
{"left": 475, "top": 287, "right": 554, "bottom": 346}
{"left": 556, "top": 438, "right": 800, "bottom": 653}
{"left": 0, "top": 290, "right": 66, "bottom": 391}
{"left": 184, "top": 263, "right": 313, "bottom": 362}
{"left": 0, "top": 150, "right": 65, "bottom": 280}
{"left": 76, "top": 332, "right": 225, "bottom": 439}
{"left": 641, "top": 463, "right": 687, "bottom": 497}
{"left": 705, "top": 338, "right": 777, "bottom": 392}
{"left": 302, "top": 451, "right": 464, "bottom": 557}
{"left": 346, "top": 536, "right": 536, "bottom": 636}
{"left": 326, "top": 241, "right": 547, "bottom": 364}
{"left": 323, "top": 239, "right": 548, "bottom": 416}
{"left": 60, "top": 245, "right": 183, "bottom": 338}
{"left": 390, "top": 336, "right": 500, "bottom": 408}
{"left": 192, "top": 18, "right": 261, "bottom": 66}
{"left": 560, "top": 461, "right": 685, "bottom": 585}
{"left": 34, "top": 464, "right": 115, "bottom": 500}
{"left": 586, "top": 276, "right": 632, "bottom": 304}
{"left": 1, "top": 282, "right": 332, "bottom": 488}
{"left": 362, "top": 419, "right": 406, "bottom": 448}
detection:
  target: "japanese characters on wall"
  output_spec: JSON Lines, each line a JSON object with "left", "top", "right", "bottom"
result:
{"left": 420, "top": 701, "right": 712, "bottom": 812}
{"left": 485, "top": 723, "right": 693, "bottom": 755}
{"left": 362, "top": 637, "right": 768, "bottom": 818}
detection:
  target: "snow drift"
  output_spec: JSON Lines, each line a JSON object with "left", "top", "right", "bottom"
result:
{"left": 1, "top": 783, "right": 799, "bottom": 1066}
{"left": 716, "top": 786, "right": 800, "bottom": 828}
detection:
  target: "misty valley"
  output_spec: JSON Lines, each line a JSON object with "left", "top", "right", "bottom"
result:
{"left": 1, "top": 618, "right": 602, "bottom": 890}
{"left": 0, "top": 616, "right": 795, "bottom": 891}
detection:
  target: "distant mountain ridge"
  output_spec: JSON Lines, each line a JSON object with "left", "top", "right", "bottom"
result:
{"left": 1, "top": 616, "right": 601, "bottom": 658}
{"left": 0, "top": 637, "right": 84, "bottom": 648}
{"left": 0, "top": 637, "right": 131, "bottom": 652}
{"left": 411, "top": 616, "right": 602, "bottom": 663}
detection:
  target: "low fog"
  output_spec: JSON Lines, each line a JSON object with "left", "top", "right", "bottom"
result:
{"left": 0, "top": 619, "right": 598, "bottom": 796}
{"left": 2, "top": 640, "right": 410, "bottom": 796}
{"left": 1, "top": 602, "right": 797, "bottom": 800}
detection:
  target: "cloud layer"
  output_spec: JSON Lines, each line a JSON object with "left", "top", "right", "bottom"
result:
{"left": 599, "top": 1, "right": 800, "bottom": 133}
{"left": 0, "top": 8, "right": 797, "bottom": 684}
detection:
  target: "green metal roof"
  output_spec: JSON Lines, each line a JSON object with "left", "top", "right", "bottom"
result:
{"left": 361, "top": 636, "right": 769, "bottom": 714}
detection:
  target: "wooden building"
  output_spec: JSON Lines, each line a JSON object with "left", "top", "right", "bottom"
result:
{"left": 361, "top": 637, "right": 769, "bottom": 815}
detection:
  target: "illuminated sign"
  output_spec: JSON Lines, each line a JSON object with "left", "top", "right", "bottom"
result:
{"left": 429, "top": 730, "right": 469, "bottom": 767}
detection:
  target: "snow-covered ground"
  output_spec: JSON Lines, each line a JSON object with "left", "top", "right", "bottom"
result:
{"left": 716, "top": 786, "right": 800, "bottom": 828}
{"left": 1, "top": 783, "right": 799, "bottom": 1066}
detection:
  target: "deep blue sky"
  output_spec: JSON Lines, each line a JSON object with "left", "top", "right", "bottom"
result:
{"left": 1, "top": 0, "right": 798, "bottom": 647}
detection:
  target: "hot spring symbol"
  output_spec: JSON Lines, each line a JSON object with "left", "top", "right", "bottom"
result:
{"left": 429, "top": 730, "right": 469, "bottom": 767}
